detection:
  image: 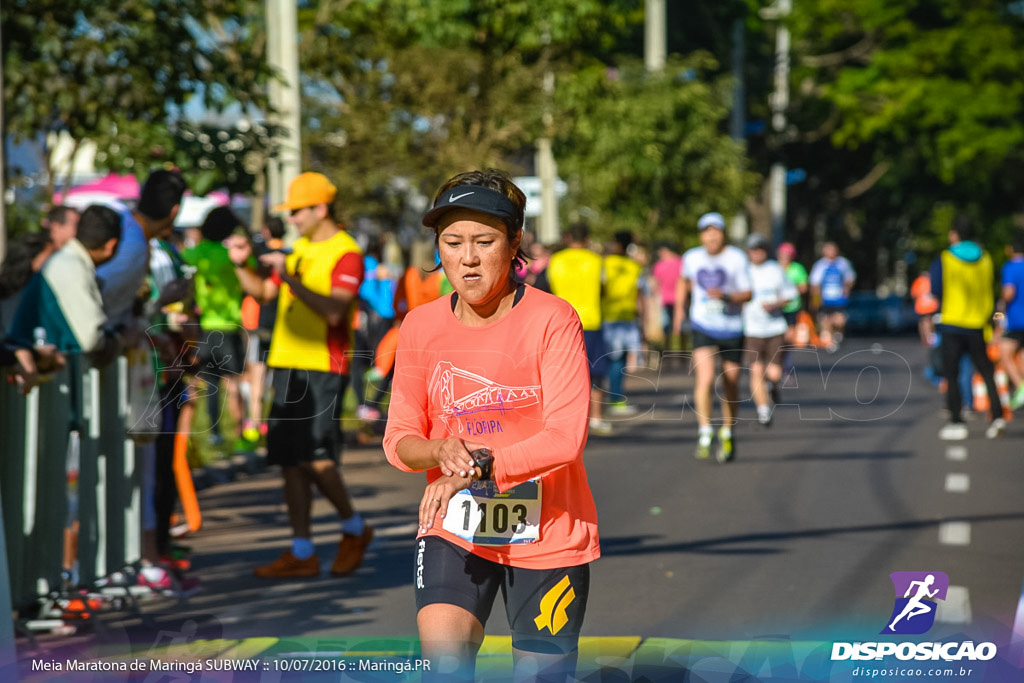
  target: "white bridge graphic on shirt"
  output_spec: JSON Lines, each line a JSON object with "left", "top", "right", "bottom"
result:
{"left": 429, "top": 361, "right": 541, "bottom": 434}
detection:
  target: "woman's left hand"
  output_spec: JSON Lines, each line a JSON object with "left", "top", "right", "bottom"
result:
{"left": 419, "top": 473, "right": 474, "bottom": 534}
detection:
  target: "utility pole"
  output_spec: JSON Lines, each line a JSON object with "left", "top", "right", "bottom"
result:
{"left": 265, "top": 0, "right": 302, "bottom": 213}
{"left": 536, "top": 27, "right": 560, "bottom": 245}
{"left": 761, "top": 0, "right": 791, "bottom": 248}
{"left": 645, "top": 0, "right": 667, "bottom": 72}
{"left": 729, "top": 14, "right": 750, "bottom": 243}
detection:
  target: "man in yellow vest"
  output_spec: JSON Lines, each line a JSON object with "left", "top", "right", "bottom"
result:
{"left": 547, "top": 222, "right": 613, "bottom": 435}
{"left": 929, "top": 215, "right": 1005, "bottom": 440}
{"left": 228, "top": 172, "right": 374, "bottom": 577}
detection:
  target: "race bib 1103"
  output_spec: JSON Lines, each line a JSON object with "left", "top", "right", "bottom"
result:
{"left": 442, "top": 479, "right": 542, "bottom": 545}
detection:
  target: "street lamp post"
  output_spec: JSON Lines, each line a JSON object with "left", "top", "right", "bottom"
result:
{"left": 265, "top": 0, "right": 302, "bottom": 213}
{"left": 761, "top": 0, "right": 791, "bottom": 248}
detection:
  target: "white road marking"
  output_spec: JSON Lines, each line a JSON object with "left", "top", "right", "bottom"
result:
{"left": 935, "top": 585, "right": 973, "bottom": 624}
{"left": 945, "top": 446, "right": 968, "bottom": 461}
{"left": 945, "top": 473, "right": 970, "bottom": 493}
{"left": 939, "top": 521, "right": 971, "bottom": 546}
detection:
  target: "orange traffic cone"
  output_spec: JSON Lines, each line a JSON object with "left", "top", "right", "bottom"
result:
{"left": 995, "top": 368, "right": 1013, "bottom": 421}
{"left": 972, "top": 373, "right": 989, "bottom": 413}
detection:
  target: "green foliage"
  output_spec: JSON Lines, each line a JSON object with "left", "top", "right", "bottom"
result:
{"left": 295, "top": 0, "right": 752, "bottom": 243}
{"left": 556, "top": 55, "right": 757, "bottom": 246}
{"left": 788, "top": 0, "right": 1024, "bottom": 256}
{"left": 1, "top": 0, "right": 272, "bottom": 197}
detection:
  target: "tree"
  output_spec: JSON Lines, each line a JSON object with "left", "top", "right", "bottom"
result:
{"left": 556, "top": 55, "right": 758, "bottom": 244}
{"left": 294, "top": 0, "right": 756, "bottom": 245}
{"left": 783, "top": 0, "right": 1024, "bottom": 282}
{"left": 2, "top": 0, "right": 272, "bottom": 199}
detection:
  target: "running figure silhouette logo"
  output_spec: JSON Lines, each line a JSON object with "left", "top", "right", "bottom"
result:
{"left": 882, "top": 571, "right": 949, "bottom": 635}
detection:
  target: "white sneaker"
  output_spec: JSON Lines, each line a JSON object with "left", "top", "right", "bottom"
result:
{"left": 939, "top": 423, "right": 968, "bottom": 441}
{"left": 588, "top": 418, "right": 613, "bottom": 436}
{"left": 985, "top": 418, "right": 1007, "bottom": 439}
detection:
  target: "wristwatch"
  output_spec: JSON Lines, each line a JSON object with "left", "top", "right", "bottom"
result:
{"left": 470, "top": 449, "right": 494, "bottom": 481}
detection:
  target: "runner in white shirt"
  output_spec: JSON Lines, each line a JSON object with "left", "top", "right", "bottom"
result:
{"left": 673, "top": 212, "right": 751, "bottom": 463}
{"left": 743, "top": 234, "right": 798, "bottom": 427}
{"left": 809, "top": 241, "right": 857, "bottom": 351}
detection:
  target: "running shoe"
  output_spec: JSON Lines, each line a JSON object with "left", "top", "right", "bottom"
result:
{"left": 695, "top": 433, "right": 713, "bottom": 460}
{"left": 715, "top": 429, "right": 735, "bottom": 463}
{"left": 241, "top": 420, "right": 261, "bottom": 443}
{"left": 1010, "top": 385, "right": 1024, "bottom": 411}
{"left": 985, "top": 418, "right": 1007, "bottom": 439}
{"left": 254, "top": 551, "right": 320, "bottom": 579}
{"left": 939, "top": 422, "right": 968, "bottom": 441}
{"left": 588, "top": 418, "right": 613, "bottom": 435}
{"left": 159, "top": 554, "right": 192, "bottom": 572}
{"left": 607, "top": 401, "right": 639, "bottom": 416}
{"left": 137, "top": 566, "right": 201, "bottom": 598}
{"left": 331, "top": 525, "right": 375, "bottom": 576}
{"left": 356, "top": 405, "right": 382, "bottom": 421}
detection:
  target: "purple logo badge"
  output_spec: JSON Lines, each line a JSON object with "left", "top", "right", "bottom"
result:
{"left": 695, "top": 266, "right": 728, "bottom": 291}
{"left": 882, "top": 571, "right": 949, "bottom": 635}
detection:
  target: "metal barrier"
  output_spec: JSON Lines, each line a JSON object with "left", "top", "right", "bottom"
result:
{"left": 0, "top": 354, "right": 141, "bottom": 633}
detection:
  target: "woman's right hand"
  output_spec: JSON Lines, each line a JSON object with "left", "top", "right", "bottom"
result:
{"left": 434, "top": 438, "right": 485, "bottom": 478}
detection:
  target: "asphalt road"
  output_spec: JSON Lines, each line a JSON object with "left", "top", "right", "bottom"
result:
{"left": 19, "top": 335, "right": 1024, "bottom": 663}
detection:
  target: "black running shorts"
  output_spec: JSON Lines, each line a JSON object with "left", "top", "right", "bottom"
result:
{"left": 413, "top": 535, "right": 590, "bottom": 655}
{"left": 266, "top": 368, "right": 348, "bottom": 466}
{"left": 195, "top": 329, "right": 247, "bottom": 378}
{"left": 691, "top": 330, "right": 745, "bottom": 365}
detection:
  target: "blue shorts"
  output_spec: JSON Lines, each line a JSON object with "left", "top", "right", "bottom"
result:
{"left": 603, "top": 321, "right": 642, "bottom": 360}
{"left": 583, "top": 329, "right": 608, "bottom": 379}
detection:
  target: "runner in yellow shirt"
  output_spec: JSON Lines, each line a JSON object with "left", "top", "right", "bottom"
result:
{"left": 547, "top": 222, "right": 613, "bottom": 435}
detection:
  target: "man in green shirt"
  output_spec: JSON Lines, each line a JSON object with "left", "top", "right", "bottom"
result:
{"left": 183, "top": 206, "right": 247, "bottom": 447}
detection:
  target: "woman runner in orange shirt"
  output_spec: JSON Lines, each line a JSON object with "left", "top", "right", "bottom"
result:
{"left": 384, "top": 170, "right": 599, "bottom": 682}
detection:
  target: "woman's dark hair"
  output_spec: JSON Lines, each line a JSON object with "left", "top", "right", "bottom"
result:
{"left": 0, "top": 232, "right": 50, "bottom": 300}
{"left": 429, "top": 169, "right": 529, "bottom": 272}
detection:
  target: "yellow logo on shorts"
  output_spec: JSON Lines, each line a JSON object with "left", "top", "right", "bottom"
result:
{"left": 534, "top": 575, "right": 575, "bottom": 635}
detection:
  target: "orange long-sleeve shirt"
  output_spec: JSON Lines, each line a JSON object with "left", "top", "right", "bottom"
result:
{"left": 383, "top": 286, "right": 600, "bottom": 570}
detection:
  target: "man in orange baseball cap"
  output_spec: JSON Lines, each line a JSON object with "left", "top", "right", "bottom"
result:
{"left": 273, "top": 172, "right": 338, "bottom": 214}
{"left": 228, "top": 171, "right": 372, "bottom": 578}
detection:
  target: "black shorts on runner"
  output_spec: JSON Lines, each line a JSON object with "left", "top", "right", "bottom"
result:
{"left": 414, "top": 535, "right": 591, "bottom": 655}
{"left": 690, "top": 330, "right": 745, "bottom": 365}
{"left": 266, "top": 368, "right": 348, "bottom": 466}
{"left": 1003, "top": 329, "right": 1024, "bottom": 345}
{"left": 195, "top": 329, "right": 247, "bottom": 378}
{"left": 818, "top": 305, "right": 847, "bottom": 316}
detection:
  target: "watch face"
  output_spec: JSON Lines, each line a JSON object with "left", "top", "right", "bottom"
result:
{"left": 470, "top": 449, "right": 494, "bottom": 478}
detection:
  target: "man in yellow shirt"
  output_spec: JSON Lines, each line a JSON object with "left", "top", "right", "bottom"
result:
{"left": 602, "top": 231, "right": 644, "bottom": 415}
{"left": 547, "top": 222, "right": 612, "bottom": 434}
{"left": 228, "top": 172, "right": 374, "bottom": 578}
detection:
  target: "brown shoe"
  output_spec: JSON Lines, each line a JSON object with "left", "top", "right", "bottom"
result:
{"left": 254, "top": 551, "right": 320, "bottom": 578}
{"left": 330, "top": 525, "right": 374, "bottom": 576}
